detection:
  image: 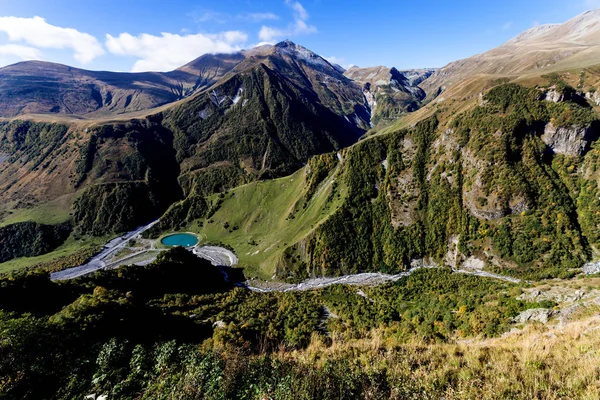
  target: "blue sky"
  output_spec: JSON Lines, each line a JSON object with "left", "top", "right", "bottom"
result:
{"left": 0, "top": 0, "right": 597, "bottom": 72}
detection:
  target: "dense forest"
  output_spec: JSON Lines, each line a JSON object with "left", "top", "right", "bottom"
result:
{"left": 0, "top": 221, "right": 72, "bottom": 263}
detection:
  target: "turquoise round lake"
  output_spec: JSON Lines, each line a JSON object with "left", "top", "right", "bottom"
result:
{"left": 161, "top": 233, "right": 199, "bottom": 247}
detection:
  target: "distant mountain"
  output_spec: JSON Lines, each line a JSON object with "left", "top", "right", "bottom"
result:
{"left": 159, "top": 40, "right": 370, "bottom": 198}
{"left": 0, "top": 41, "right": 372, "bottom": 126}
{"left": 175, "top": 52, "right": 245, "bottom": 87}
{"left": 0, "top": 40, "right": 371, "bottom": 236}
{"left": 421, "top": 9, "right": 600, "bottom": 97}
{"left": 0, "top": 54, "right": 244, "bottom": 117}
{"left": 344, "top": 66, "right": 435, "bottom": 124}
{"left": 231, "top": 40, "right": 372, "bottom": 129}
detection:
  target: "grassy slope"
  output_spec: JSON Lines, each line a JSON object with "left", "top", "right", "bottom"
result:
{"left": 183, "top": 164, "right": 346, "bottom": 279}
{"left": 0, "top": 234, "right": 108, "bottom": 274}
{"left": 0, "top": 193, "right": 75, "bottom": 227}
{"left": 295, "top": 309, "right": 600, "bottom": 399}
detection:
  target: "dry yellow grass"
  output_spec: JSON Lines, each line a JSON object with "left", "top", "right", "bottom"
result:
{"left": 278, "top": 310, "right": 600, "bottom": 399}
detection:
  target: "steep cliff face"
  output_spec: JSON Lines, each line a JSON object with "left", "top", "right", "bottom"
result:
{"left": 542, "top": 122, "right": 596, "bottom": 156}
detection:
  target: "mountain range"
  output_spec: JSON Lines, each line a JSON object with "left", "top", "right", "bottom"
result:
{"left": 0, "top": 40, "right": 428, "bottom": 123}
{"left": 3, "top": 9, "right": 600, "bottom": 282}
{"left": 6, "top": 8, "right": 600, "bottom": 399}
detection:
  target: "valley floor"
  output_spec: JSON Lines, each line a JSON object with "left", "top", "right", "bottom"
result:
{"left": 48, "top": 220, "right": 524, "bottom": 290}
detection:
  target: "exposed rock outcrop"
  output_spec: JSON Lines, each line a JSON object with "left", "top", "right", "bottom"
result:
{"left": 542, "top": 122, "right": 592, "bottom": 156}
{"left": 513, "top": 308, "right": 555, "bottom": 324}
{"left": 544, "top": 86, "right": 565, "bottom": 103}
{"left": 583, "top": 261, "right": 600, "bottom": 274}
{"left": 344, "top": 66, "right": 431, "bottom": 123}
{"left": 444, "top": 235, "right": 461, "bottom": 268}
{"left": 461, "top": 256, "right": 485, "bottom": 270}
{"left": 585, "top": 91, "right": 600, "bottom": 106}
{"left": 519, "top": 287, "right": 589, "bottom": 303}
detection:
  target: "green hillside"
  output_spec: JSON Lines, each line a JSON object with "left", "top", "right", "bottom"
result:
{"left": 162, "top": 152, "right": 346, "bottom": 280}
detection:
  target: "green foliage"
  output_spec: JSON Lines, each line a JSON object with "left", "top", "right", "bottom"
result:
{"left": 178, "top": 164, "right": 250, "bottom": 197}
{"left": 304, "top": 152, "right": 338, "bottom": 204}
{"left": 307, "top": 117, "right": 445, "bottom": 275}
{"left": 164, "top": 66, "right": 361, "bottom": 179}
{"left": 159, "top": 194, "right": 210, "bottom": 231}
{"left": 71, "top": 118, "right": 183, "bottom": 235}
{"left": 65, "top": 67, "right": 367, "bottom": 237}
{"left": 453, "top": 84, "right": 592, "bottom": 275}
{"left": 0, "top": 221, "right": 72, "bottom": 263}
{"left": 484, "top": 82, "right": 595, "bottom": 128}
{"left": 74, "top": 133, "right": 97, "bottom": 187}
{"left": 73, "top": 182, "right": 157, "bottom": 235}
{"left": 0, "top": 262, "right": 537, "bottom": 399}
{"left": 0, "top": 120, "right": 70, "bottom": 170}
{"left": 85, "top": 247, "right": 232, "bottom": 300}
{"left": 324, "top": 268, "right": 527, "bottom": 340}
{"left": 5, "top": 247, "right": 97, "bottom": 275}
{"left": 281, "top": 82, "right": 598, "bottom": 279}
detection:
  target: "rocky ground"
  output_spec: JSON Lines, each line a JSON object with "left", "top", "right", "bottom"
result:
{"left": 511, "top": 278, "right": 600, "bottom": 326}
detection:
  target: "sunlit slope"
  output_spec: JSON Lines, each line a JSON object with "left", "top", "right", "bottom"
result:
{"left": 185, "top": 154, "right": 346, "bottom": 279}
{"left": 421, "top": 10, "right": 600, "bottom": 98}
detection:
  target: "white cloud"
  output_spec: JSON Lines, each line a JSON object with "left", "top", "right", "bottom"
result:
{"left": 217, "top": 31, "right": 248, "bottom": 44}
{"left": 242, "top": 13, "right": 280, "bottom": 22}
{"left": 258, "top": 26, "right": 285, "bottom": 42}
{"left": 324, "top": 56, "right": 342, "bottom": 65}
{"left": 0, "top": 16, "right": 104, "bottom": 64}
{"left": 105, "top": 31, "right": 248, "bottom": 72}
{"left": 502, "top": 21, "right": 513, "bottom": 30}
{"left": 0, "top": 44, "right": 41, "bottom": 60}
{"left": 258, "top": 1, "right": 317, "bottom": 42}
{"left": 287, "top": 1, "right": 309, "bottom": 21}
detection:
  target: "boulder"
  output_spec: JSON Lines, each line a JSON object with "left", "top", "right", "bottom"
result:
{"left": 513, "top": 308, "right": 555, "bottom": 324}
{"left": 586, "top": 91, "right": 600, "bottom": 106}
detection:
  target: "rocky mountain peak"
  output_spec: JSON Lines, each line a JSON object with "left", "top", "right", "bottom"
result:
{"left": 274, "top": 39, "right": 297, "bottom": 48}
{"left": 272, "top": 40, "right": 336, "bottom": 70}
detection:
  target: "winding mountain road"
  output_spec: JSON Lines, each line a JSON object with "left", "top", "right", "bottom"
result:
{"left": 50, "top": 220, "right": 160, "bottom": 281}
